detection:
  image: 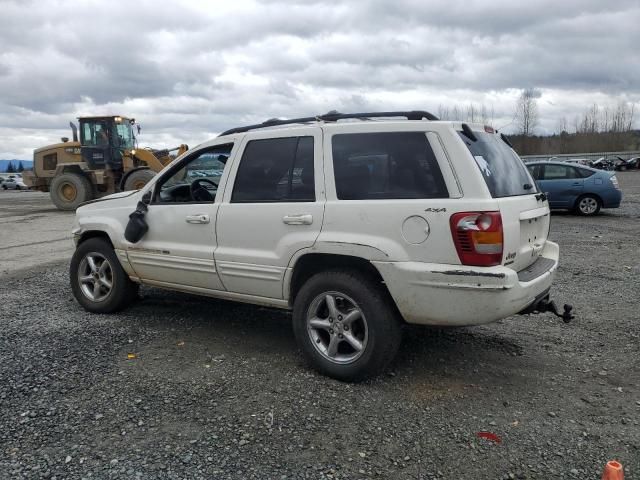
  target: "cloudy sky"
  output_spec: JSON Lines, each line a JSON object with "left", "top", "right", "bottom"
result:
{"left": 1, "top": 0, "right": 639, "bottom": 158}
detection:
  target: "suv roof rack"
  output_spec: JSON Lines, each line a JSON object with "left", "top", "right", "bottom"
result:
{"left": 218, "top": 110, "right": 439, "bottom": 136}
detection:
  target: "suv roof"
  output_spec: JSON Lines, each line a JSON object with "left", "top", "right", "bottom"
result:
{"left": 219, "top": 110, "right": 439, "bottom": 136}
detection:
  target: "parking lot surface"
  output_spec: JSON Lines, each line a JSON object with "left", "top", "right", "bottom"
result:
{"left": 1, "top": 175, "right": 639, "bottom": 479}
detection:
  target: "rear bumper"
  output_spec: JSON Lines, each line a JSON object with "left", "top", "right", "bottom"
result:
{"left": 373, "top": 241, "right": 559, "bottom": 326}
{"left": 602, "top": 189, "right": 622, "bottom": 208}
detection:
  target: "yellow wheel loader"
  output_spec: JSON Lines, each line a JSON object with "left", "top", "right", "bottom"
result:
{"left": 23, "top": 116, "right": 188, "bottom": 210}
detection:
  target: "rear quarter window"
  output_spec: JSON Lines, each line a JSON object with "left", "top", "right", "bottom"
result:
{"left": 577, "top": 167, "right": 595, "bottom": 178}
{"left": 458, "top": 131, "right": 536, "bottom": 197}
{"left": 331, "top": 132, "right": 448, "bottom": 200}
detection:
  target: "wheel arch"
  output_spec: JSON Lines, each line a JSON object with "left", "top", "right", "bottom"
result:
{"left": 55, "top": 163, "right": 85, "bottom": 176}
{"left": 77, "top": 230, "right": 114, "bottom": 248}
{"left": 286, "top": 252, "right": 395, "bottom": 309}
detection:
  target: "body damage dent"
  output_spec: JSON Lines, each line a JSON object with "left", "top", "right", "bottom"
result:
{"left": 313, "top": 241, "right": 389, "bottom": 258}
{"left": 434, "top": 269, "right": 506, "bottom": 279}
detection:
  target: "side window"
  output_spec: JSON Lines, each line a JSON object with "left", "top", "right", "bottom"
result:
{"left": 542, "top": 164, "right": 570, "bottom": 180}
{"left": 232, "top": 136, "right": 315, "bottom": 203}
{"left": 154, "top": 144, "right": 233, "bottom": 204}
{"left": 332, "top": 132, "right": 448, "bottom": 200}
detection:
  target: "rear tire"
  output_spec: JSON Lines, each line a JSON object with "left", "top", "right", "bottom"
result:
{"left": 70, "top": 237, "right": 139, "bottom": 313}
{"left": 50, "top": 173, "right": 94, "bottom": 210}
{"left": 575, "top": 194, "right": 601, "bottom": 216}
{"left": 124, "top": 169, "right": 155, "bottom": 191}
{"left": 292, "top": 269, "right": 402, "bottom": 382}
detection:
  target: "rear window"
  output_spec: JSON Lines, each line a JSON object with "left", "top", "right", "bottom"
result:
{"left": 458, "top": 131, "right": 537, "bottom": 197}
{"left": 332, "top": 132, "right": 448, "bottom": 200}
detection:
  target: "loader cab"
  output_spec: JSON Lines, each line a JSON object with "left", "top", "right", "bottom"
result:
{"left": 79, "top": 116, "right": 136, "bottom": 171}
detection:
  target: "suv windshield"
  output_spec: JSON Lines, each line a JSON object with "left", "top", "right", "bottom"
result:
{"left": 458, "top": 131, "right": 536, "bottom": 198}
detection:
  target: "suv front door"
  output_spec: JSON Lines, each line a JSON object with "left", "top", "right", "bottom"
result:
{"left": 126, "top": 143, "right": 235, "bottom": 291}
{"left": 215, "top": 128, "right": 324, "bottom": 299}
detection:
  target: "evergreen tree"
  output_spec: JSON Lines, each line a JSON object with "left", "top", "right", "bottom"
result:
{"left": 6, "top": 162, "right": 15, "bottom": 173}
{"left": 17, "top": 161, "right": 24, "bottom": 172}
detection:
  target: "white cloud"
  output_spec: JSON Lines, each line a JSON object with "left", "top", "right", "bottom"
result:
{"left": 0, "top": 0, "right": 639, "bottom": 158}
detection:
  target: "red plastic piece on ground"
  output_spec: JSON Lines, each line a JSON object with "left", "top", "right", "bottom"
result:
{"left": 602, "top": 460, "right": 624, "bottom": 480}
{"left": 476, "top": 431, "right": 502, "bottom": 444}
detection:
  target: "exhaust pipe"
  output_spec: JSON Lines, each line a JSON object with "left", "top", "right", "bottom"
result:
{"left": 69, "top": 121, "right": 78, "bottom": 142}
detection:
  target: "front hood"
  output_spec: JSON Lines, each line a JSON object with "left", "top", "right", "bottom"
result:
{"left": 78, "top": 190, "right": 140, "bottom": 213}
{"left": 81, "top": 190, "right": 138, "bottom": 206}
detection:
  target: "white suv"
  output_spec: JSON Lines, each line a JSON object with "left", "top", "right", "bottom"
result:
{"left": 70, "top": 111, "right": 567, "bottom": 381}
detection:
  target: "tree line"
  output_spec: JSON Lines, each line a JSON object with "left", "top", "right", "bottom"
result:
{"left": 4, "top": 161, "right": 26, "bottom": 173}
{"left": 436, "top": 90, "right": 639, "bottom": 156}
{"left": 510, "top": 90, "right": 638, "bottom": 155}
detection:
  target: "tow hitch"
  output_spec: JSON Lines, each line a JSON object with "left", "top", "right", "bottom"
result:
{"left": 535, "top": 297, "right": 574, "bottom": 323}
{"left": 520, "top": 292, "right": 575, "bottom": 323}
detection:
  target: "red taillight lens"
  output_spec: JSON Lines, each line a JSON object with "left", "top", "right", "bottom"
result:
{"left": 450, "top": 211, "right": 503, "bottom": 266}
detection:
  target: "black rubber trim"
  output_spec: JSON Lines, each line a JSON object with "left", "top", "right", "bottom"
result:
{"left": 219, "top": 110, "right": 439, "bottom": 136}
{"left": 517, "top": 257, "right": 556, "bottom": 282}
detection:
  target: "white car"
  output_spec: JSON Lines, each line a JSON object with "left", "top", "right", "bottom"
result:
{"left": 70, "top": 111, "right": 569, "bottom": 380}
{"left": 1, "top": 175, "right": 27, "bottom": 190}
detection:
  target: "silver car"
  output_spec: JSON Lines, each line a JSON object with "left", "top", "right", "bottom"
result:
{"left": 1, "top": 175, "right": 27, "bottom": 190}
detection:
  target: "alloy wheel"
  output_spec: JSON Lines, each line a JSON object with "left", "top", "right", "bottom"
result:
{"left": 78, "top": 252, "right": 114, "bottom": 302}
{"left": 306, "top": 291, "right": 368, "bottom": 364}
{"left": 579, "top": 197, "right": 598, "bottom": 215}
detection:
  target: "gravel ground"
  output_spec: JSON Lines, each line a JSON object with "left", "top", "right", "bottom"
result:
{"left": 1, "top": 173, "right": 639, "bottom": 479}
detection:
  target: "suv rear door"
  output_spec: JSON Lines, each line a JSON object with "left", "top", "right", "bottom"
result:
{"left": 320, "top": 123, "right": 463, "bottom": 266}
{"left": 214, "top": 127, "right": 324, "bottom": 298}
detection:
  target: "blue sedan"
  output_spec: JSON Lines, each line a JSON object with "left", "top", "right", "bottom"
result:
{"left": 526, "top": 161, "right": 622, "bottom": 216}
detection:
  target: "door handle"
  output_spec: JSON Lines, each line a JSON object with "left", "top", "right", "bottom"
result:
{"left": 185, "top": 214, "right": 210, "bottom": 224}
{"left": 572, "top": 182, "right": 581, "bottom": 186}
{"left": 283, "top": 214, "right": 313, "bottom": 225}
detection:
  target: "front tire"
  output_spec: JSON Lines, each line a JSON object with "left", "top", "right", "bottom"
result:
{"left": 70, "top": 238, "right": 139, "bottom": 313}
{"left": 575, "top": 194, "right": 601, "bottom": 216}
{"left": 292, "top": 270, "right": 402, "bottom": 382}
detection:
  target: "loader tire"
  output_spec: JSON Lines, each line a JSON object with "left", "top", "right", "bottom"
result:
{"left": 124, "top": 169, "right": 155, "bottom": 191}
{"left": 50, "top": 173, "right": 94, "bottom": 211}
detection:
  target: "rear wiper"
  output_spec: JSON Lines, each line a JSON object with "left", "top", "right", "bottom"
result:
{"left": 461, "top": 123, "right": 478, "bottom": 142}
{"left": 500, "top": 133, "right": 514, "bottom": 148}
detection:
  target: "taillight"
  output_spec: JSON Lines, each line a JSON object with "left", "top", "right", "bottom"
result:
{"left": 610, "top": 175, "right": 620, "bottom": 190}
{"left": 450, "top": 211, "right": 503, "bottom": 266}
